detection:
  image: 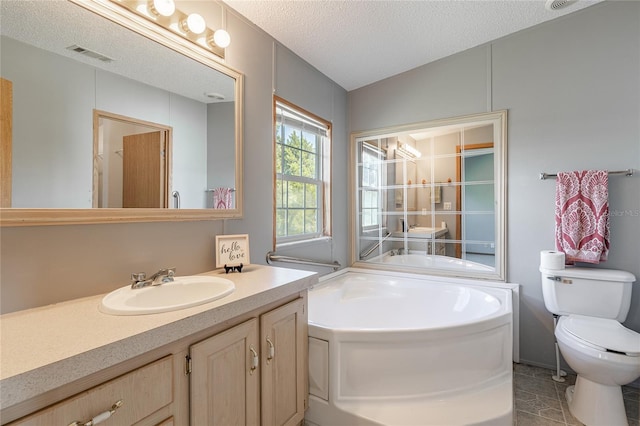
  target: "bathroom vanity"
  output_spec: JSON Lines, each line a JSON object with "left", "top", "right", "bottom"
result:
{"left": 391, "top": 226, "right": 448, "bottom": 255}
{"left": 0, "top": 265, "right": 317, "bottom": 425}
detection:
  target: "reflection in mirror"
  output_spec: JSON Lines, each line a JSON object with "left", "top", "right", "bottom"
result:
{"left": 94, "top": 111, "right": 172, "bottom": 208}
{"left": 352, "top": 111, "right": 507, "bottom": 281}
{"left": 0, "top": 0, "right": 242, "bottom": 225}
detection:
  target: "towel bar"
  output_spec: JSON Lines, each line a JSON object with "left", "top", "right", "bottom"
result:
{"left": 205, "top": 188, "right": 236, "bottom": 192}
{"left": 539, "top": 169, "right": 633, "bottom": 180}
{"left": 266, "top": 251, "right": 340, "bottom": 270}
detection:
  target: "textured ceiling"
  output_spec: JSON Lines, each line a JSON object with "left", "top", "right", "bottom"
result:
{"left": 224, "top": 0, "right": 603, "bottom": 91}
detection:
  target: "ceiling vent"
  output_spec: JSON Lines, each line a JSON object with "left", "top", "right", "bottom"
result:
{"left": 66, "top": 45, "right": 114, "bottom": 63}
{"left": 545, "top": 0, "right": 578, "bottom": 11}
{"left": 205, "top": 92, "right": 225, "bottom": 101}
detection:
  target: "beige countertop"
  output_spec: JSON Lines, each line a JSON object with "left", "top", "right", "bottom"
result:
{"left": 0, "top": 264, "right": 317, "bottom": 410}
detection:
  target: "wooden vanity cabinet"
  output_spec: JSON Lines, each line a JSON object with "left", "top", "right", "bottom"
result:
{"left": 4, "top": 294, "right": 308, "bottom": 426}
{"left": 190, "top": 297, "right": 307, "bottom": 426}
{"left": 8, "top": 356, "right": 176, "bottom": 426}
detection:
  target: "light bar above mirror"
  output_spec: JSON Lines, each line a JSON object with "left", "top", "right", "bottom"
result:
{"left": 116, "top": 0, "right": 231, "bottom": 59}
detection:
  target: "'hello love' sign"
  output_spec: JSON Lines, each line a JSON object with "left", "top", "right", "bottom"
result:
{"left": 215, "top": 234, "right": 250, "bottom": 268}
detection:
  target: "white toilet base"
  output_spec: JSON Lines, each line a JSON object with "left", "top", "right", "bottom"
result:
{"left": 565, "top": 376, "right": 628, "bottom": 426}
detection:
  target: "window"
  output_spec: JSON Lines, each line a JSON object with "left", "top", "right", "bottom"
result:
{"left": 351, "top": 111, "right": 507, "bottom": 281}
{"left": 360, "top": 142, "right": 386, "bottom": 229}
{"left": 274, "top": 98, "right": 331, "bottom": 245}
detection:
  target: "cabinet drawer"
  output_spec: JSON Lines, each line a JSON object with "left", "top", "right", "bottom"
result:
{"left": 10, "top": 356, "right": 173, "bottom": 426}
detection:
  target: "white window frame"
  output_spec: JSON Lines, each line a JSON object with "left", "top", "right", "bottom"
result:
{"left": 350, "top": 110, "right": 507, "bottom": 282}
{"left": 274, "top": 97, "right": 331, "bottom": 246}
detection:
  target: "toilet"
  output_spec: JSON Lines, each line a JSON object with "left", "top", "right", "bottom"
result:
{"left": 540, "top": 265, "right": 640, "bottom": 426}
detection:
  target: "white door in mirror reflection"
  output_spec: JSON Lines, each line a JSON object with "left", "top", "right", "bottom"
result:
{"left": 95, "top": 111, "right": 172, "bottom": 208}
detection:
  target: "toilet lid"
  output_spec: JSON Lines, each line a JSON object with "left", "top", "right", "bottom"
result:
{"left": 562, "top": 316, "right": 640, "bottom": 356}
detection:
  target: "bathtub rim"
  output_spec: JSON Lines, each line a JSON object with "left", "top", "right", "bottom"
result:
{"left": 309, "top": 282, "right": 510, "bottom": 334}
{"left": 312, "top": 267, "right": 520, "bottom": 363}
{"left": 353, "top": 251, "right": 505, "bottom": 282}
{"left": 369, "top": 251, "right": 495, "bottom": 273}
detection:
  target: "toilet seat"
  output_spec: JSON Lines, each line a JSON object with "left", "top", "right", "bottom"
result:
{"left": 559, "top": 315, "right": 640, "bottom": 356}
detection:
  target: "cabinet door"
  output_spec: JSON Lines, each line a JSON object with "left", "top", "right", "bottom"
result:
{"left": 260, "top": 298, "right": 307, "bottom": 426}
{"left": 190, "top": 318, "right": 260, "bottom": 426}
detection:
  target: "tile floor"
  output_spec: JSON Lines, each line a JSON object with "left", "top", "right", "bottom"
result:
{"left": 514, "top": 363, "right": 640, "bottom": 426}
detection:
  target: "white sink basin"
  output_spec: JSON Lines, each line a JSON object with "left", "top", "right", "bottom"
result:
{"left": 100, "top": 276, "right": 235, "bottom": 315}
{"left": 409, "top": 227, "right": 437, "bottom": 233}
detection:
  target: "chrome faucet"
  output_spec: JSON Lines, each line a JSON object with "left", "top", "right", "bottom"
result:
{"left": 130, "top": 268, "right": 176, "bottom": 289}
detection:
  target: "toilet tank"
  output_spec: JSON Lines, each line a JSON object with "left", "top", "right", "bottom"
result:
{"left": 540, "top": 267, "right": 636, "bottom": 322}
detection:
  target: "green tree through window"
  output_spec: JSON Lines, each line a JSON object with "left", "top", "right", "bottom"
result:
{"left": 275, "top": 99, "right": 331, "bottom": 244}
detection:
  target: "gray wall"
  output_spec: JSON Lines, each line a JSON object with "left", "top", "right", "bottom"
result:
{"left": 2, "top": 36, "right": 95, "bottom": 207}
{"left": 207, "top": 102, "right": 236, "bottom": 209}
{"left": 0, "top": 4, "right": 348, "bottom": 313}
{"left": 349, "top": 1, "right": 640, "bottom": 369}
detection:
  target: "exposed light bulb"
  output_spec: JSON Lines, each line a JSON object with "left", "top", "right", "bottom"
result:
{"left": 148, "top": 0, "right": 175, "bottom": 17}
{"left": 182, "top": 13, "right": 206, "bottom": 35}
{"left": 212, "top": 29, "right": 231, "bottom": 48}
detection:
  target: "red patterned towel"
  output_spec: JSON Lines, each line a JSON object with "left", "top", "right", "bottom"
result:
{"left": 555, "top": 170, "right": 609, "bottom": 264}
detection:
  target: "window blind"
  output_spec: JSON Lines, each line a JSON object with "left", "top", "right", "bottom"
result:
{"left": 276, "top": 103, "right": 328, "bottom": 138}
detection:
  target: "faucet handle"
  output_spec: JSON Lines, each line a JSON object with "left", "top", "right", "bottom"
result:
{"left": 151, "top": 267, "right": 176, "bottom": 285}
{"left": 165, "top": 268, "right": 176, "bottom": 281}
{"left": 131, "top": 272, "right": 146, "bottom": 282}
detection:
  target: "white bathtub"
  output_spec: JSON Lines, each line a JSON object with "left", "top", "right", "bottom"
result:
{"left": 306, "top": 269, "right": 514, "bottom": 426}
{"left": 376, "top": 252, "right": 494, "bottom": 272}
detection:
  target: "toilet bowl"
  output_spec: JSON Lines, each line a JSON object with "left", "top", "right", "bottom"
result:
{"left": 539, "top": 264, "right": 638, "bottom": 426}
{"left": 555, "top": 315, "right": 640, "bottom": 426}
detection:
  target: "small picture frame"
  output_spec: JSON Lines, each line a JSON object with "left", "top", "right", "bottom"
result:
{"left": 215, "top": 234, "right": 250, "bottom": 269}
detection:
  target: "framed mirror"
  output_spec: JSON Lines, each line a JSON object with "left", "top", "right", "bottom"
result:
{"left": 0, "top": 0, "right": 243, "bottom": 225}
{"left": 351, "top": 111, "right": 507, "bottom": 281}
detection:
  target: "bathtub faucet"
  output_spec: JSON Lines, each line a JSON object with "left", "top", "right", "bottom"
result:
{"left": 130, "top": 267, "right": 176, "bottom": 289}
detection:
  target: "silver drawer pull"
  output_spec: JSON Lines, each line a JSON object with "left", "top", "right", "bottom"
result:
{"left": 69, "top": 399, "right": 123, "bottom": 426}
